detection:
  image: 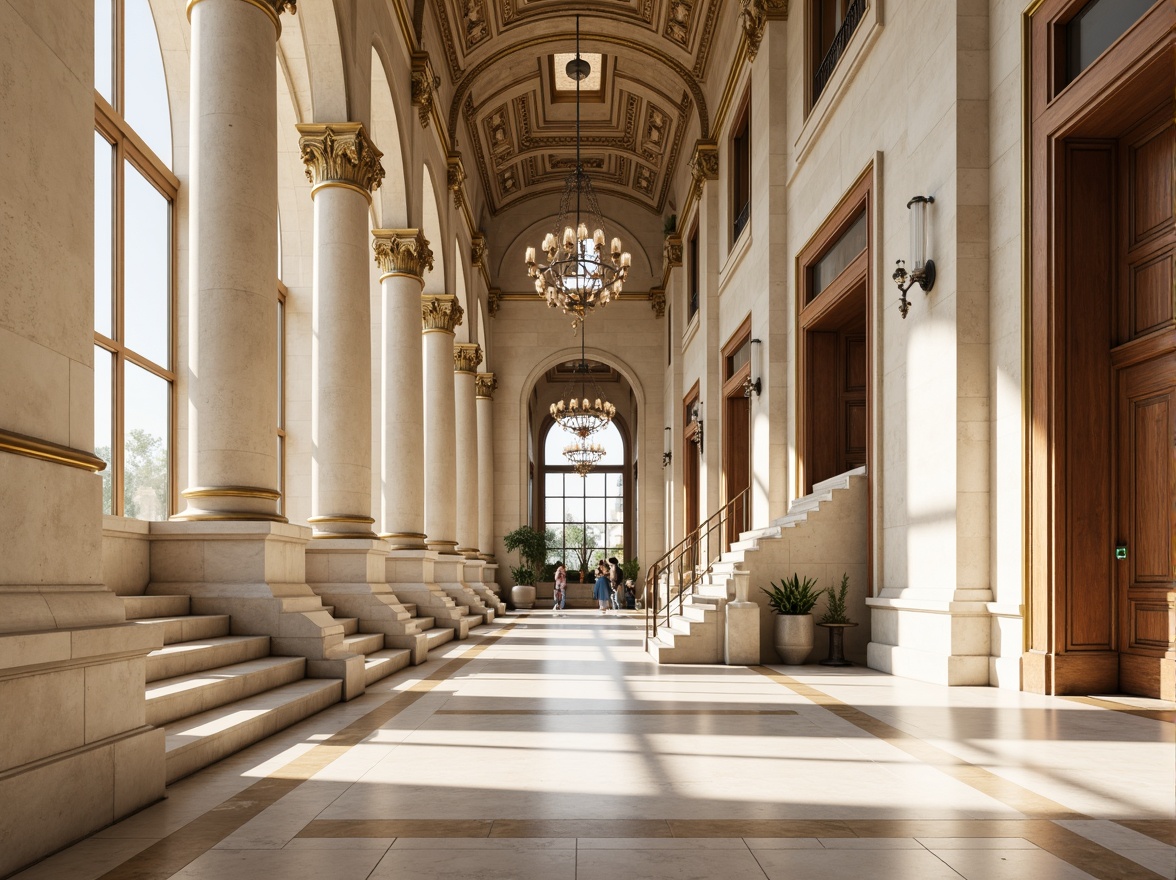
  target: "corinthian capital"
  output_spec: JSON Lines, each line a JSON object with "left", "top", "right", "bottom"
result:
{"left": 739, "top": 0, "right": 788, "bottom": 61}
{"left": 296, "top": 123, "right": 385, "bottom": 199}
{"left": 453, "top": 343, "right": 483, "bottom": 374}
{"left": 373, "top": 228, "right": 434, "bottom": 280}
{"left": 187, "top": 0, "right": 295, "bottom": 31}
{"left": 689, "top": 140, "right": 719, "bottom": 199}
{"left": 411, "top": 53, "right": 439, "bottom": 128}
{"left": 422, "top": 294, "right": 464, "bottom": 333}
{"left": 475, "top": 372, "right": 498, "bottom": 399}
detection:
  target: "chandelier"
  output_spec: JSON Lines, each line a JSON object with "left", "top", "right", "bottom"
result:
{"left": 564, "top": 439, "right": 605, "bottom": 478}
{"left": 524, "top": 16, "right": 630, "bottom": 330}
{"left": 551, "top": 317, "right": 616, "bottom": 441}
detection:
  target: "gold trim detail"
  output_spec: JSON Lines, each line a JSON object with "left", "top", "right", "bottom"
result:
{"left": 470, "top": 233, "right": 487, "bottom": 269}
{"left": 475, "top": 372, "right": 498, "bottom": 399}
{"left": 689, "top": 140, "right": 719, "bottom": 200}
{"left": 297, "top": 123, "right": 385, "bottom": 199}
{"left": 487, "top": 288, "right": 502, "bottom": 317}
{"left": 454, "top": 343, "right": 483, "bottom": 374}
{"left": 186, "top": 0, "right": 295, "bottom": 32}
{"left": 373, "top": 228, "right": 434, "bottom": 280}
{"left": 663, "top": 235, "right": 683, "bottom": 274}
{"left": 739, "top": 0, "right": 788, "bottom": 62}
{"left": 381, "top": 531, "right": 428, "bottom": 540}
{"left": 649, "top": 288, "right": 667, "bottom": 319}
{"left": 411, "top": 53, "right": 439, "bottom": 129}
{"left": 170, "top": 511, "right": 289, "bottom": 523}
{"left": 0, "top": 428, "right": 107, "bottom": 472}
{"left": 422, "top": 295, "right": 464, "bottom": 333}
{"left": 182, "top": 485, "right": 281, "bottom": 501}
{"left": 447, "top": 154, "right": 466, "bottom": 209}
{"left": 307, "top": 515, "right": 377, "bottom": 525}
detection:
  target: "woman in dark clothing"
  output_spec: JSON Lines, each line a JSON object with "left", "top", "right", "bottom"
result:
{"left": 608, "top": 557, "right": 623, "bottom": 611}
{"left": 593, "top": 561, "right": 611, "bottom": 614}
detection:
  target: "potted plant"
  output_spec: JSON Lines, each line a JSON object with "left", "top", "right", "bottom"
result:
{"left": 818, "top": 573, "right": 857, "bottom": 667}
{"left": 503, "top": 525, "right": 548, "bottom": 609}
{"left": 761, "top": 574, "right": 822, "bottom": 664}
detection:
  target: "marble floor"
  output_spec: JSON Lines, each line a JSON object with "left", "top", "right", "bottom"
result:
{"left": 16, "top": 611, "right": 1175, "bottom": 880}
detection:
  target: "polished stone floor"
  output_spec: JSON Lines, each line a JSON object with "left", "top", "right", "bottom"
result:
{"left": 16, "top": 611, "right": 1175, "bottom": 880}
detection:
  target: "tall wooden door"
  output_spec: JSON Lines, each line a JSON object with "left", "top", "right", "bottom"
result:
{"left": 723, "top": 392, "right": 750, "bottom": 544}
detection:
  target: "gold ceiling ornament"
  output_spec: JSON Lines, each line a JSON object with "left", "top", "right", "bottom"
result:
{"left": 524, "top": 16, "right": 631, "bottom": 332}
{"left": 475, "top": 372, "right": 498, "bottom": 399}
{"left": 470, "top": 232, "right": 487, "bottom": 268}
{"left": 411, "top": 53, "right": 439, "bottom": 128}
{"left": 648, "top": 288, "right": 666, "bottom": 318}
{"left": 564, "top": 438, "right": 606, "bottom": 477}
{"left": 447, "top": 154, "right": 467, "bottom": 209}
{"left": 372, "top": 228, "right": 434, "bottom": 280}
{"left": 421, "top": 294, "right": 465, "bottom": 333}
{"left": 487, "top": 288, "right": 502, "bottom": 316}
{"left": 453, "top": 343, "right": 483, "bottom": 373}
{"left": 663, "top": 234, "right": 683, "bottom": 274}
{"left": 296, "top": 123, "right": 385, "bottom": 199}
{"left": 688, "top": 139, "right": 719, "bottom": 199}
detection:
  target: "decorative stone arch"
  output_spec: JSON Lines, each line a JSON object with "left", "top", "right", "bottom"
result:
{"left": 293, "top": 0, "right": 349, "bottom": 122}
{"left": 452, "top": 237, "right": 470, "bottom": 343}
{"left": 369, "top": 42, "right": 410, "bottom": 228}
{"left": 420, "top": 161, "right": 448, "bottom": 295}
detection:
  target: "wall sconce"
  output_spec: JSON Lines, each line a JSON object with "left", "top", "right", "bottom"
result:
{"left": 662, "top": 427, "right": 672, "bottom": 468}
{"left": 742, "top": 337, "right": 762, "bottom": 398}
{"left": 690, "top": 402, "right": 704, "bottom": 454}
{"left": 893, "top": 195, "right": 936, "bottom": 319}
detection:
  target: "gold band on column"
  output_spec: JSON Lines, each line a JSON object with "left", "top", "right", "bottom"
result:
{"left": 0, "top": 428, "right": 106, "bottom": 472}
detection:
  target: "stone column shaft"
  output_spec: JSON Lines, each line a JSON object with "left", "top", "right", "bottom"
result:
{"left": 374, "top": 229, "right": 433, "bottom": 547}
{"left": 422, "top": 295, "right": 463, "bottom": 552}
{"left": 476, "top": 373, "right": 497, "bottom": 560}
{"left": 454, "top": 344, "right": 482, "bottom": 557}
{"left": 298, "top": 123, "right": 384, "bottom": 537}
{"left": 182, "top": 0, "right": 285, "bottom": 520}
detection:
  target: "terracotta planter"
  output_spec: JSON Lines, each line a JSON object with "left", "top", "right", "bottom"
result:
{"left": 773, "top": 614, "right": 814, "bottom": 665}
{"left": 510, "top": 585, "right": 536, "bottom": 609}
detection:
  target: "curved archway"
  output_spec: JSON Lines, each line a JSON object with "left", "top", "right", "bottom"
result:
{"left": 420, "top": 163, "right": 448, "bottom": 295}
{"left": 453, "top": 238, "right": 470, "bottom": 342}
{"left": 370, "top": 45, "right": 408, "bottom": 228}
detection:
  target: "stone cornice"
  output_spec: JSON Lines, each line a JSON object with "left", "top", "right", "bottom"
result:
{"left": 475, "top": 372, "right": 498, "bottom": 399}
{"left": 296, "top": 123, "right": 385, "bottom": 200}
{"left": 453, "top": 343, "right": 483, "bottom": 373}
{"left": 373, "top": 228, "right": 434, "bottom": 280}
{"left": 421, "top": 294, "right": 464, "bottom": 333}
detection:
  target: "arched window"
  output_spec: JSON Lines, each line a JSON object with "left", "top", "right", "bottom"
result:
{"left": 94, "top": 0, "right": 177, "bottom": 519}
{"left": 541, "top": 420, "right": 628, "bottom": 579}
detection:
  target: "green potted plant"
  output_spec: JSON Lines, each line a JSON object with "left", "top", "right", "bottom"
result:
{"left": 761, "top": 574, "right": 822, "bottom": 664}
{"left": 503, "top": 525, "right": 548, "bottom": 609}
{"left": 818, "top": 573, "right": 857, "bottom": 667}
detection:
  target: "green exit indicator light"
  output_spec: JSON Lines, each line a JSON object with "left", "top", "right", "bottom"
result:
{"left": 1115, "top": 545, "right": 1128, "bottom": 560}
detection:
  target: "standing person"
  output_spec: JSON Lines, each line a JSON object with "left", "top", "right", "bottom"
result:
{"left": 593, "top": 561, "right": 611, "bottom": 614}
{"left": 608, "top": 557, "right": 623, "bottom": 611}
{"left": 553, "top": 563, "right": 567, "bottom": 614}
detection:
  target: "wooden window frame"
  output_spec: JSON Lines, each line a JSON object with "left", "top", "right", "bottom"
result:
{"left": 730, "top": 96, "right": 751, "bottom": 245}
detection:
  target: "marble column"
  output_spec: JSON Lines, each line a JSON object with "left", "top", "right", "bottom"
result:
{"left": 179, "top": 0, "right": 288, "bottom": 521}
{"left": 372, "top": 229, "right": 432, "bottom": 548}
{"left": 422, "top": 295, "right": 463, "bottom": 553}
{"left": 475, "top": 372, "right": 498, "bottom": 562}
{"left": 453, "top": 343, "right": 482, "bottom": 558}
{"left": 297, "top": 123, "right": 384, "bottom": 538}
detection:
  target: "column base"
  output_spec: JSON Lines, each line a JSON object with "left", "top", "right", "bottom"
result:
{"left": 0, "top": 623, "right": 165, "bottom": 877}
{"left": 865, "top": 589, "right": 994, "bottom": 686}
{"left": 385, "top": 550, "right": 472, "bottom": 639}
{"left": 432, "top": 553, "right": 492, "bottom": 624}
{"left": 462, "top": 558, "right": 506, "bottom": 615}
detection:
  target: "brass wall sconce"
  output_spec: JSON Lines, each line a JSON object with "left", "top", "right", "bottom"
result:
{"left": 662, "top": 427, "right": 672, "bottom": 468}
{"left": 742, "top": 337, "right": 762, "bottom": 398}
{"left": 893, "top": 195, "right": 936, "bottom": 318}
{"left": 690, "top": 402, "right": 704, "bottom": 454}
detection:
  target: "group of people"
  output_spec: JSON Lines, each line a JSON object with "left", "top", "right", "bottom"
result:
{"left": 551, "top": 558, "right": 633, "bottom": 614}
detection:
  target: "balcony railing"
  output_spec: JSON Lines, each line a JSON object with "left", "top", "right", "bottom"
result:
{"left": 812, "top": 0, "right": 866, "bottom": 103}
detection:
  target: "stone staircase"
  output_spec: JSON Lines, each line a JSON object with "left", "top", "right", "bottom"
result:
{"left": 648, "top": 467, "right": 868, "bottom": 665}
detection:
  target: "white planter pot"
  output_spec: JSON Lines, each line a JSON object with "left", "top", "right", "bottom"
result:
{"left": 774, "top": 614, "right": 814, "bottom": 665}
{"left": 510, "top": 585, "right": 536, "bottom": 609}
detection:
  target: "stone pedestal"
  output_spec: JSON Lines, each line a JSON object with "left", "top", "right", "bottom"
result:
{"left": 866, "top": 588, "right": 993, "bottom": 685}
{"left": 725, "top": 601, "right": 761, "bottom": 665}
{"left": 463, "top": 557, "right": 505, "bottom": 614}
{"left": 433, "top": 554, "right": 492, "bottom": 623}
{"left": 148, "top": 520, "right": 366, "bottom": 698}
{"left": 385, "top": 549, "right": 472, "bottom": 639}
{"left": 305, "top": 539, "right": 428, "bottom": 665}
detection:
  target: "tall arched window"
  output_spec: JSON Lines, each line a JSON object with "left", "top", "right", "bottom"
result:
{"left": 542, "top": 420, "right": 628, "bottom": 578}
{"left": 94, "top": 0, "right": 177, "bottom": 519}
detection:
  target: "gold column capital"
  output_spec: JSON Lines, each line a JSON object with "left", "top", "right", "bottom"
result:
{"left": 470, "top": 232, "right": 487, "bottom": 269}
{"left": 487, "top": 288, "right": 502, "bottom": 317}
{"left": 663, "top": 235, "right": 683, "bottom": 274}
{"left": 689, "top": 140, "right": 719, "bottom": 200}
{"left": 739, "top": 0, "right": 788, "bottom": 62}
{"left": 422, "top": 294, "right": 464, "bottom": 333}
{"left": 297, "top": 123, "right": 384, "bottom": 202}
{"left": 649, "top": 288, "right": 666, "bottom": 318}
{"left": 411, "top": 52, "right": 439, "bottom": 129}
{"left": 475, "top": 372, "right": 498, "bottom": 400}
{"left": 373, "top": 228, "right": 434, "bottom": 281}
{"left": 187, "top": 0, "right": 295, "bottom": 32}
{"left": 447, "top": 154, "right": 466, "bottom": 210}
{"left": 454, "top": 343, "right": 483, "bottom": 374}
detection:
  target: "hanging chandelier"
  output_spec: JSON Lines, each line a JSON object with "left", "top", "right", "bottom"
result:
{"left": 524, "top": 16, "right": 631, "bottom": 331}
{"left": 551, "top": 314, "right": 616, "bottom": 440}
{"left": 564, "top": 439, "right": 605, "bottom": 478}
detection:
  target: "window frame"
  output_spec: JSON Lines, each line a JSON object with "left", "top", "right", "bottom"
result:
{"left": 730, "top": 98, "right": 751, "bottom": 245}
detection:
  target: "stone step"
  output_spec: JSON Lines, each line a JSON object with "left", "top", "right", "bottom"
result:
{"left": 163, "top": 678, "right": 342, "bottom": 784}
{"left": 363, "top": 648, "right": 413, "bottom": 685}
{"left": 146, "top": 635, "right": 271, "bottom": 683}
{"left": 461, "top": 613, "right": 485, "bottom": 630}
{"left": 132, "top": 614, "right": 231, "bottom": 646}
{"left": 146, "top": 656, "right": 306, "bottom": 727}
{"left": 122, "top": 594, "right": 190, "bottom": 620}
{"left": 337, "top": 617, "right": 359, "bottom": 636}
{"left": 401, "top": 603, "right": 417, "bottom": 616}
{"left": 340, "top": 632, "right": 385, "bottom": 655}
{"left": 414, "top": 615, "right": 437, "bottom": 632}
{"left": 424, "top": 626, "right": 454, "bottom": 651}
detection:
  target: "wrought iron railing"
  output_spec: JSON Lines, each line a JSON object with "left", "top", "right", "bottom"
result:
{"left": 812, "top": 0, "right": 866, "bottom": 103}
{"left": 643, "top": 488, "right": 750, "bottom": 649}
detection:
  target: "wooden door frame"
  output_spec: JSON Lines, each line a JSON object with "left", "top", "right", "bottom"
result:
{"left": 721, "top": 315, "right": 754, "bottom": 542}
{"left": 1024, "top": 0, "right": 1175, "bottom": 695}
{"left": 683, "top": 382, "right": 701, "bottom": 538}
{"left": 795, "top": 166, "right": 873, "bottom": 590}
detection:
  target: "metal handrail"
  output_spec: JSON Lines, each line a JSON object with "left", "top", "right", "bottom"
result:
{"left": 643, "top": 487, "right": 750, "bottom": 649}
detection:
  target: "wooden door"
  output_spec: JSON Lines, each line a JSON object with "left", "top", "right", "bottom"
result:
{"left": 723, "top": 391, "right": 750, "bottom": 544}
{"left": 803, "top": 306, "right": 866, "bottom": 491}
{"left": 1116, "top": 352, "right": 1176, "bottom": 699}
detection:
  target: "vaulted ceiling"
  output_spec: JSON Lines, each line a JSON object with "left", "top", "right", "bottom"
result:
{"left": 431, "top": 0, "right": 721, "bottom": 220}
